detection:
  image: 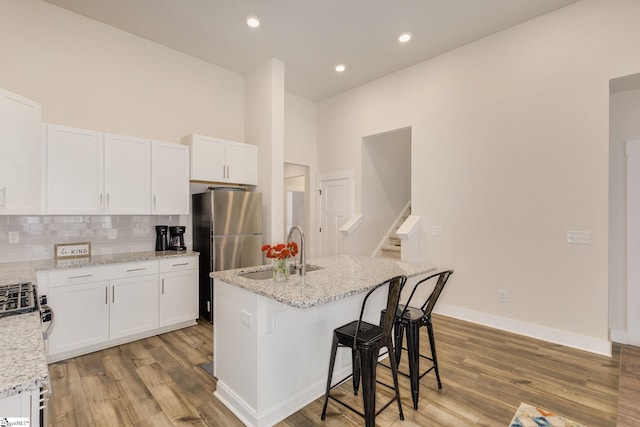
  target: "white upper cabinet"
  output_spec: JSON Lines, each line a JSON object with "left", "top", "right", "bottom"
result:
{"left": 45, "top": 125, "right": 188, "bottom": 215}
{"left": 46, "top": 124, "right": 104, "bottom": 214}
{"left": 226, "top": 140, "right": 258, "bottom": 186}
{"left": 104, "top": 133, "right": 151, "bottom": 214}
{"left": 0, "top": 88, "right": 42, "bottom": 214}
{"left": 151, "top": 141, "right": 189, "bottom": 215}
{"left": 184, "top": 134, "right": 257, "bottom": 185}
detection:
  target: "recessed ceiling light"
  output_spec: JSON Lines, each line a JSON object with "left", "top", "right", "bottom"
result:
{"left": 246, "top": 16, "right": 260, "bottom": 28}
{"left": 398, "top": 33, "right": 412, "bottom": 43}
{"left": 335, "top": 64, "right": 346, "bottom": 73}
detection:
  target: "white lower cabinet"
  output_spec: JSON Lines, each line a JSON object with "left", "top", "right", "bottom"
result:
{"left": 46, "top": 257, "right": 197, "bottom": 362}
{"left": 48, "top": 281, "right": 110, "bottom": 355}
{"left": 110, "top": 274, "right": 159, "bottom": 340}
{"left": 0, "top": 388, "right": 43, "bottom": 426}
{"left": 159, "top": 257, "right": 198, "bottom": 327}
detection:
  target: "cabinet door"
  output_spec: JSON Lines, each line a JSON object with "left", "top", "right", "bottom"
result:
{"left": 110, "top": 275, "right": 159, "bottom": 340}
{"left": 104, "top": 133, "right": 151, "bottom": 214}
{"left": 226, "top": 141, "right": 257, "bottom": 185}
{"left": 0, "top": 89, "right": 42, "bottom": 214}
{"left": 159, "top": 269, "right": 198, "bottom": 327}
{"left": 46, "top": 124, "right": 104, "bottom": 214}
{"left": 48, "top": 281, "right": 110, "bottom": 356}
{"left": 151, "top": 141, "right": 189, "bottom": 215}
{"left": 189, "top": 135, "right": 226, "bottom": 182}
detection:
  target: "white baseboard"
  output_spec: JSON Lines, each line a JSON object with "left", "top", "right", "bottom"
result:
{"left": 435, "top": 304, "right": 612, "bottom": 357}
{"left": 610, "top": 328, "right": 628, "bottom": 345}
{"left": 215, "top": 365, "right": 352, "bottom": 427}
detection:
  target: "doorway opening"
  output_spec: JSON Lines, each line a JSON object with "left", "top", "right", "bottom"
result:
{"left": 360, "top": 127, "right": 412, "bottom": 257}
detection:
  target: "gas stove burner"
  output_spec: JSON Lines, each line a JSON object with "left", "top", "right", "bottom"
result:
{"left": 0, "top": 282, "right": 37, "bottom": 317}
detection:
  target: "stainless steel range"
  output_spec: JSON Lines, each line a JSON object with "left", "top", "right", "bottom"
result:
{"left": 0, "top": 282, "right": 37, "bottom": 317}
{"left": 0, "top": 281, "right": 53, "bottom": 339}
{"left": 0, "top": 281, "right": 53, "bottom": 426}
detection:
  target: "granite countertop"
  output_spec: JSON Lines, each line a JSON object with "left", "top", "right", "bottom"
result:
{"left": 0, "top": 250, "right": 199, "bottom": 399}
{"left": 210, "top": 254, "right": 436, "bottom": 308}
{"left": 0, "top": 250, "right": 200, "bottom": 286}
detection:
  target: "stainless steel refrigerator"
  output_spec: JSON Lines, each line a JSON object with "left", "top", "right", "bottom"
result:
{"left": 192, "top": 188, "right": 263, "bottom": 323}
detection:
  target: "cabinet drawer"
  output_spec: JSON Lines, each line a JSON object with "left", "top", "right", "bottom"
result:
{"left": 159, "top": 256, "right": 198, "bottom": 273}
{"left": 48, "top": 265, "right": 113, "bottom": 287}
{"left": 107, "top": 260, "right": 159, "bottom": 278}
{"left": 48, "top": 260, "right": 159, "bottom": 287}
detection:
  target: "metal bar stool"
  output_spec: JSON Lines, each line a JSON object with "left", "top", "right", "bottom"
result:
{"left": 321, "top": 275, "right": 407, "bottom": 427}
{"left": 386, "top": 270, "right": 454, "bottom": 409}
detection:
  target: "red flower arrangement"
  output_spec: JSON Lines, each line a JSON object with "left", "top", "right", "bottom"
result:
{"left": 261, "top": 242, "right": 299, "bottom": 260}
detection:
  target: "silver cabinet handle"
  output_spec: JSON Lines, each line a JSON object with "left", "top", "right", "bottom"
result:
{"left": 153, "top": 195, "right": 157, "bottom": 211}
{"left": 106, "top": 193, "right": 110, "bottom": 210}
{"left": 127, "top": 268, "right": 147, "bottom": 272}
{"left": 226, "top": 165, "right": 230, "bottom": 178}
{"left": 222, "top": 164, "right": 226, "bottom": 178}
{"left": 0, "top": 187, "right": 6, "bottom": 208}
{"left": 105, "top": 286, "right": 108, "bottom": 304}
{"left": 99, "top": 193, "right": 103, "bottom": 210}
{"left": 172, "top": 263, "right": 189, "bottom": 267}
{"left": 112, "top": 285, "right": 115, "bottom": 303}
{"left": 69, "top": 274, "right": 93, "bottom": 280}
{"left": 162, "top": 278, "right": 165, "bottom": 295}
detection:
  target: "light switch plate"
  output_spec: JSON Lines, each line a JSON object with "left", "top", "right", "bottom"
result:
{"left": 431, "top": 226, "right": 442, "bottom": 237}
{"left": 566, "top": 230, "right": 591, "bottom": 245}
{"left": 8, "top": 231, "right": 19, "bottom": 244}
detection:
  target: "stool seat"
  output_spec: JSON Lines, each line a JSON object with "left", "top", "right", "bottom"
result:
{"left": 335, "top": 320, "right": 382, "bottom": 345}
{"left": 321, "top": 275, "right": 407, "bottom": 427}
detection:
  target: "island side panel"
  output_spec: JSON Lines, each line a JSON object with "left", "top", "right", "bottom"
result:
{"left": 255, "top": 284, "right": 390, "bottom": 425}
{"left": 214, "top": 280, "right": 260, "bottom": 424}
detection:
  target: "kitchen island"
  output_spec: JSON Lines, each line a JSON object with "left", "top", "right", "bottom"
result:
{"left": 210, "top": 255, "right": 435, "bottom": 427}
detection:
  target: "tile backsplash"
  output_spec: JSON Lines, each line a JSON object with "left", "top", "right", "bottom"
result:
{"left": 0, "top": 215, "right": 184, "bottom": 263}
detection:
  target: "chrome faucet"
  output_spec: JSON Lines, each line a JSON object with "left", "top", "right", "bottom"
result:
{"left": 287, "top": 225, "right": 306, "bottom": 276}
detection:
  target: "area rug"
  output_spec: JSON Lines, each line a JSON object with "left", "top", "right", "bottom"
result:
{"left": 509, "top": 402, "right": 586, "bottom": 427}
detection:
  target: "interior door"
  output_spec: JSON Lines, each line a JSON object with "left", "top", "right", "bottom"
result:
{"left": 318, "top": 175, "right": 353, "bottom": 256}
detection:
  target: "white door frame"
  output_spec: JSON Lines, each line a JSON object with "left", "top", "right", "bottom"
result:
{"left": 317, "top": 170, "right": 355, "bottom": 257}
{"left": 626, "top": 140, "right": 640, "bottom": 346}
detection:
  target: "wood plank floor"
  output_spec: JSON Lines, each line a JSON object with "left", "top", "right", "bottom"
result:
{"left": 48, "top": 315, "right": 631, "bottom": 426}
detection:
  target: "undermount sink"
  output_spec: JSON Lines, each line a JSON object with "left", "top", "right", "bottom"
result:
{"left": 238, "top": 264, "right": 323, "bottom": 280}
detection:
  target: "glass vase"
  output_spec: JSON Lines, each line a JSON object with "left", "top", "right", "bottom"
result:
{"left": 272, "top": 259, "right": 289, "bottom": 282}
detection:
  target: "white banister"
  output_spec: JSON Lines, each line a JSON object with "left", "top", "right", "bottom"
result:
{"left": 397, "top": 215, "right": 421, "bottom": 263}
{"left": 339, "top": 214, "right": 363, "bottom": 236}
{"left": 395, "top": 215, "right": 421, "bottom": 239}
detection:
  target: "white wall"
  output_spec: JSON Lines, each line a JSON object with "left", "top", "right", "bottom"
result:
{"left": 0, "top": 0, "right": 245, "bottom": 143}
{"left": 284, "top": 92, "right": 318, "bottom": 256}
{"left": 609, "top": 84, "right": 640, "bottom": 336}
{"left": 246, "top": 59, "right": 285, "bottom": 244}
{"left": 317, "top": 0, "right": 640, "bottom": 354}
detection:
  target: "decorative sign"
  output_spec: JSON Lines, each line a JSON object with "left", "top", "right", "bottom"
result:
{"left": 54, "top": 242, "right": 91, "bottom": 259}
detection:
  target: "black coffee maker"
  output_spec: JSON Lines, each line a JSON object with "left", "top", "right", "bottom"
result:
{"left": 169, "top": 226, "right": 187, "bottom": 251}
{"left": 155, "top": 225, "right": 168, "bottom": 251}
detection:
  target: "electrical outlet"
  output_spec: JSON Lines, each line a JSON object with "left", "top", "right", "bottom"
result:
{"left": 8, "top": 231, "right": 19, "bottom": 244}
{"left": 498, "top": 290, "right": 508, "bottom": 303}
{"left": 240, "top": 310, "right": 253, "bottom": 327}
{"left": 431, "top": 226, "right": 442, "bottom": 237}
{"left": 566, "top": 230, "right": 590, "bottom": 245}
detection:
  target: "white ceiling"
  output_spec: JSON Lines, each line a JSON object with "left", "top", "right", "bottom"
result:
{"left": 43, "top": 0, "right": 579, "bottom": 102}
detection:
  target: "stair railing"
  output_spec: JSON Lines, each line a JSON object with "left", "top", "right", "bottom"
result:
{"left": 395, "top": 215, "right": 421, "bottom": 263}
